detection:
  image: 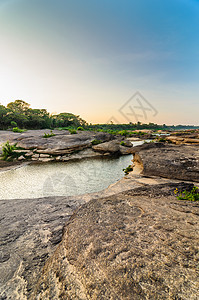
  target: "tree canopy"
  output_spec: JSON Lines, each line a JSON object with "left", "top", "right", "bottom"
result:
{"left": 0, "top": 100, "right": 87, "bottom": 130}
{"left": 0, "top": 100, "right": 198, "bottom": 131}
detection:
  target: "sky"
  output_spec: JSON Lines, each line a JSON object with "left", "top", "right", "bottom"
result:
{"left": 0, "top": 0, "right": 198, "bottom": 125}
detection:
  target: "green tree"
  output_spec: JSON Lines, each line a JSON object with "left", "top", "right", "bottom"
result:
{"left": 7, "top": 100, "right": 30, "bottom": 113}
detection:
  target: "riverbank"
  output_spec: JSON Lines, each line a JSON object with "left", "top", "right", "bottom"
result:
{"left": 0, "top": 139, "right": 199, "bottom": 299}
{"left": 0, "top": 129, "right": 135, "bottom": 170}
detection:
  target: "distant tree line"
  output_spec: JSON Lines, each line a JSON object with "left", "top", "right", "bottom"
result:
{"left": 0, "top": 100, "right": 87, "bottom": 129}
{"left": 0, "top": 99, "right": 198, "bottom": 131}
{"left": 87, "top": 122, "right": 199, "bottom": 132}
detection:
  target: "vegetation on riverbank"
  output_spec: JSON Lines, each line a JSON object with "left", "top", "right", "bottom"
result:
{"left": 123, "top": 165, "right": 133, "bottom": 175}
{"left": 1, "top": 100, "right": 199, "bottom": 132}
{"left": 0, "top": 100, "right": 87, "bottom": 130}
{"left": 2, "top": 141, "right": 18, "bottom": 161}
{"left": 174, "top": 186, "right": 199, "bottom": 201}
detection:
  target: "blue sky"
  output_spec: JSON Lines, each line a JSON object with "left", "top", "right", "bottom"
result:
{"left": 0, "top": 0, "right": 198, "bottom": 124}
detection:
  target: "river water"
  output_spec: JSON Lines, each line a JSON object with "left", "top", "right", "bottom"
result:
{"left": 0, "top": 155, "right": 133, "bottom": 200}
{"left": 0, "top": 140, "right": 147, "bottom": 200}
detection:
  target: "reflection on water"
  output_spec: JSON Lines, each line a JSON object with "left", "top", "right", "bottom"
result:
{"left": 0, "top": 155, "right": 133, "bottom": 200}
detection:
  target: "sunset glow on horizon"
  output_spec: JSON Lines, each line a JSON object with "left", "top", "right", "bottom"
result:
{"left": 0, "top": 0, "right": 199, "bottom": 125}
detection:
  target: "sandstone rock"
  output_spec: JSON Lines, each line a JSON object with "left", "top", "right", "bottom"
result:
{"left": 0, "top": 195, "right": 87, "bottom": 299}
{"left": 0, "top": 130, "right": 127, "bottom": 167}
{"left": 55, "top": 156, "right": 62, "bottom": 161}
{"left": 166, "top": 136, "right": 199, "bottom": 145}
{"left": 62, "top": 156, "right": 70, "bottom": 161}
{"left": 18, "top": 155, "right": 25, "bottom": 161}
{"left": 25, "top": 151, "right": 34, "bottom": 157}
{"left": 132, "top": 143, "right": 199, "bottom": 182}
{"left": 183, "top": 138, "right": 199, "bottom": 144}
{"left": 13, "top": 149, "right": 31, "bottom": 153}
{"left": 32, "top": 183, "right": 199, "bottom": 299}
{"left": 92, "top": 140, "right": 131, "bottom": 154}
{"left": 0, "top": 130, "right": 114, "bottom": 153}
{"left": 38, "top": 157, "right": 54, "bottom": 162}
{"left": 119, "top": 145, "right": 132, "bottom": 154}
{"left": 39, "top": 154, "right": 50, "bottom": 158}
{"left": 120, "top": 139, "right": 133, "bottom": 147}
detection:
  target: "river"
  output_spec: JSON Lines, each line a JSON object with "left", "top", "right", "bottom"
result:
{"left": 0, "top": 140, "right": 147, "bottom": 200}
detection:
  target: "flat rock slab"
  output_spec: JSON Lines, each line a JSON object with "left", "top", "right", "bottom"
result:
{"left": 0, "top": 195, "right": 87, "bottom": 299}
{"left": 0, "top": 178, "right": 144, "bottom": 300}
{"left": 0, "top": 130, "right": 114, "bottom": 153}
{"left": 132, "top": 144, "right": 199, "bottom": 182}
{"left": 32, "top": 183, "right": 199, "bottom": 300}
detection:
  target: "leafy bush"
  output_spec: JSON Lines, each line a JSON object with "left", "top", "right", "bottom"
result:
{"left": 174, "top": 186, "right": 199, "bottom": 201}
{"left": 118, "top": 130, "right": 129, "bottom": 136}
{"left": 2, "top": 141, "right": 18, "bottom": 161}
{"left": 120, "top": 141, "right": 126, "bottom": 146}
{"left": 13, "top": 127, "right": 26, "bottom": 133}
{"left": 123, "top": 165, "right": 133, "bottom": 175}
{"left": 91, "top": 139, "right": 102, "bottom": 145}
{"left": 11, "top": 121, "right": 17, "bottom": 127}
{"left": 43, "top": 130, "right": 56, "bottom": 138}
{"left": 77, "top": 126, "right": 84, "bottom": 131}
{"left": 69, "top": 129, "right": 77, "bottom": 134}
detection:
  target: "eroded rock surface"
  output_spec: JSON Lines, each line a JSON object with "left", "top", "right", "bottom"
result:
{"left": 132, "top": 143, "right": 199, "bottom": 182}
{"left": 92, "top": 140, "right": 132, "bottom": 155}
{"left": 0, "top": 130, "right": 133, "bottom": 165}
{"left": 1, "top": 138, "right": 199, "bottom": 299}
{"left": 32, "top": 183, "right": 199, "bottom": 300}
{"left": 166, "top": 131, "right": 199, "bottom": 145}
{"left": 0, "top": 196, "right": 87, "bottom": 299}
{"left": 0, "top": 130, "right": 113, "bottom": 152}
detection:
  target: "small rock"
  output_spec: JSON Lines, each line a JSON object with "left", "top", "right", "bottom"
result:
{"left": 25, "top": 151, "right": 34, "bottom": 157}
{"left": 32, "top": 154, "right": 39, "bottom": 158}
{"left": 18, "top": 155, "right": 25, "bottom": 161}
{"left": 38, "top": 158, "right": 54, "bottom": 162}
{"left": 62, "top": 156, "right": 70, "bottom": 161}
{"left": 55, "top": 156, "right": 62, "bottom": 161}
{"left": 39, "top": 154, "right": 50, "bottom": 158}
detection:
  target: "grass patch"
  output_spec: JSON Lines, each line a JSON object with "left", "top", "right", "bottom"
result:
{"left": 2, "top": 141, "right": 18, "bottom": 161}
{"left": 43, "top": 130, "right": 56, "bottom": 138}
{"left": 120, "top": 141, "right": 126, "bottom": 146}
{"left": 69, "top": 129, "right": 77, "bottom": 134}
{"left": 123, "top": 165, "right": 133, "bottom": 175}
{"left": 91, "top": 139, "right": 103, "bottom": 145}
{"left": 77, "top": 126, "right": 84, "bottom": 131}
{"left": 174, "top": 186, "right": 199, "bottom": 201}
{"left": 13, "top": 127, "right": 26, "bottom": 133}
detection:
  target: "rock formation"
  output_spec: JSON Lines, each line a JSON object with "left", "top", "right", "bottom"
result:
{"left": 131, "top": 143, "right": 199, "bottom": 182}
{"left": 1, "top": 135, "right": 199, "bottom": 299}
{"left": 0, "top": 130, "right": 133, "bottom": 165}
{"left": 32, "top": 183, "right": 199, "bottom": 300}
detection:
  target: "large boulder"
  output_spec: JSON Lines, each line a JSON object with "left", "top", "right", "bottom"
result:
{"left": 0, "top": 130, "right": 115, "bottom": 153}
{"left": 92, "top": 140, "right": 133, "bottom": 155}
{"left": 32, "top": 183, "right": 199, "bottom": 299}
{"left": 92, "top": 140, "right": 121, "bottom": 153}
{"left": 132, "top": 144, "right": 199, "bottom": 182}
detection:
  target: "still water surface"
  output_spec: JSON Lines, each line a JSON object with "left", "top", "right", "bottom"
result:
{"left": 0, "top": 140, "right": 147, "bottom": 200}
{"left": 0, "top": 155, "right": 133, "bottom": 200}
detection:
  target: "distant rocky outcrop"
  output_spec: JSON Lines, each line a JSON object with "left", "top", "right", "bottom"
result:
{"left": 166, "top": 131, "right": 199, "bottom": 145}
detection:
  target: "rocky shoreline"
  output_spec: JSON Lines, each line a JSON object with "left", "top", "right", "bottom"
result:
{"left": 0, "top": 131, "right": 199, "bottom": 299}
{"left": 0, "top": 130, "right": 133, "bottom": 167}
